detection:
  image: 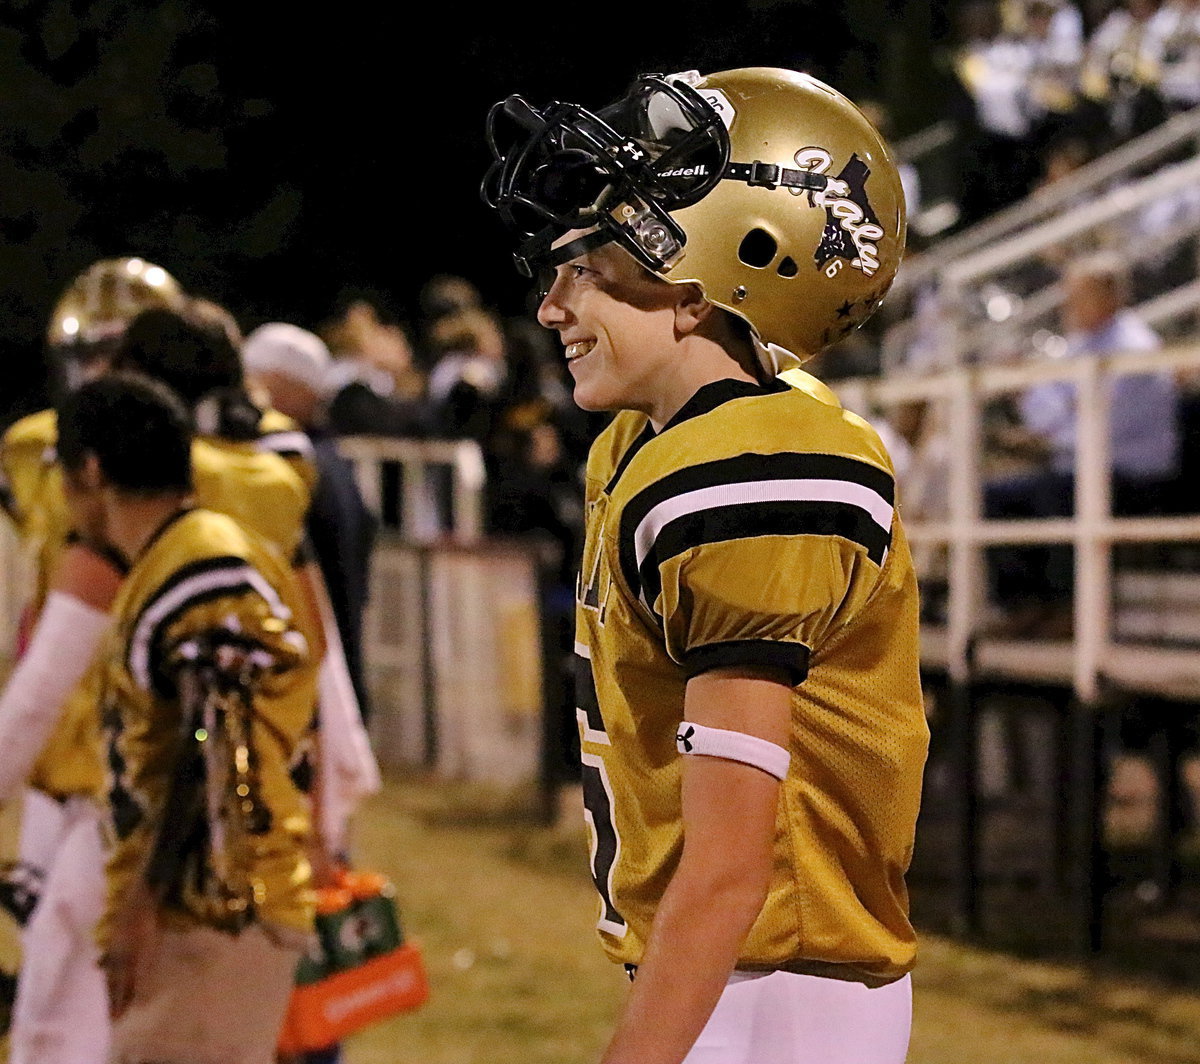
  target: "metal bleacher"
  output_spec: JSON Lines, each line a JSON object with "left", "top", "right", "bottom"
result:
{"left": 848, "top": 108, "right": 1200, "bottom": 963}
{"left": 846, "top": 110, "right": 1200, "bottom": 701}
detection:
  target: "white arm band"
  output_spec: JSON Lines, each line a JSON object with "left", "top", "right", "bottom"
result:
{"left": 675, "top": 721, "right": 790, "bottom": 781}
{"left": 0, "top": 591, "right": 112, "bottom": 801}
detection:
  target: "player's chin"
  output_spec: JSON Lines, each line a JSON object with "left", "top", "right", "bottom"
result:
{"left": 568, "top": 370, "right": 610, "bottom": 413}
{"left": 570, "top": 383, "right": 608, "bottom": 413}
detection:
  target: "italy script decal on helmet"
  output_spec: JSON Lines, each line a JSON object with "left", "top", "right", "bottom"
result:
{"left": 794, "top": 149, "right": 885, "bottom": 279}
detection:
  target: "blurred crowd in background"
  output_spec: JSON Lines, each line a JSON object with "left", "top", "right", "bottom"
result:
{"left": 936, "top": 0, "right": 1200, "bottom": 228}
{"left": 4, "top": 0, "right": 1199, "bottom": 649}
{"left": 244, "top": 276, "right": 598, "bottom": 573}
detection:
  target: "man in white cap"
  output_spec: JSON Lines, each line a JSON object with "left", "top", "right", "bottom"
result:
{"left": 242, "top": 322, "right": 379, "bottom": 754}
{"left": 243, "top": 322, "right": 336, "bottom": 432}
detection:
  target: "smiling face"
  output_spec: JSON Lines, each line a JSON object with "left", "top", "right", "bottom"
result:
{"left": 536, "top": 239, "right": 700, "bottom": 425}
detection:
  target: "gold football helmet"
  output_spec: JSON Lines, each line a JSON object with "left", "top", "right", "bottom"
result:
{"left": 484, "top": 67, "right": 906, "bottom": 361}
{"left": 47, "top": 257, "right": 185, "bottom": 351}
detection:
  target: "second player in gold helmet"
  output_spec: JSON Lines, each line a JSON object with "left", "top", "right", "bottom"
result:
{"left": 483, "top": 66, "right": 905, "bottom": 362}
{"left": 45, "top": 257, "right": 186, "bottom": 388}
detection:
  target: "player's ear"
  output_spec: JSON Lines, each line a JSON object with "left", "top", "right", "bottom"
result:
{"left": 81, "top": 452, "right": 105, "bottom": 490}
{"left": 673, "top": 283, "right": 715, "bottom": 338}
{"left": 63, "top": 452, "right": 105, "bottom": 492}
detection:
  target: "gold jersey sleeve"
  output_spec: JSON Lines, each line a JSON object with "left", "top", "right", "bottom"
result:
{"left": 193, "top": 407, "right": 315, "bottom": 561}
{"left": 0, "top": 411, "right": 318, "bottom": 801}
{"left": 0, "top": 409, "right": 73, "bottom": 609}
{"left": 98, "top": 508, "right": 316, "bottom": 948}
{"left": 574, "top": 378, "right": 929, "bottom": 985}
{"left": 1, "top": 410, "right": 107, "bottom": 798}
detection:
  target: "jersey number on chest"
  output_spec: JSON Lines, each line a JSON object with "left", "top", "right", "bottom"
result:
{"left": 576, "top": 646, "right": 626, "bottom": 938}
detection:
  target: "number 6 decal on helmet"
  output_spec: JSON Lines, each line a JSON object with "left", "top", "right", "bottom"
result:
{"left": 483, "top": 66, "right": 906, "bottom": 372}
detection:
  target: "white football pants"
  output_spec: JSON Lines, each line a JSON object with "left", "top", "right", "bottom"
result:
{"left": 10, "top": 795, "right": 109, "bottom": 1064}
{"left": 683, "top": 969, "right": 912, "bottom": 1064}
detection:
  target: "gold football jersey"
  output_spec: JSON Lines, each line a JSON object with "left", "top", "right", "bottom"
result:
{"left": 0, "top": 407, "right": 315, "bottom": 800}
{"left": 97, "top": 508, "right": 316, "bottom": 947}
{"left": 0, "top": 409, "right": 72, "bottom": 612}
{"left": 574, "top": 377, "right": 929, "bottom": 985}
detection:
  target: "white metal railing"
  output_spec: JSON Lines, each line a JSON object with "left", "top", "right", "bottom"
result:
{"left": 837, "top": 341, "right": 1200, "bottom": 703}
{"left": 891, "top": 105, "right": 1200, "bottom": 300}
{"left": 336, "top": 436, "right": 487, "bottom": 543}
{"left": 944, "top": 154, "right": 1200, "bottom": 290}
{"left": 885, "top": 150, "right": 1200, "bottom": 374}
{"left": 894, "top": 120, "right": 957, "bottom": 164}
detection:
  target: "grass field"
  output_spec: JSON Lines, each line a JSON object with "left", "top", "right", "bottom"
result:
{"left": 346, "top": 774, "right": 1200, "bottom": 1064}
{"left": 6, "top": 776, "right": 1200, "bottom": 1062}
{"left": 338, "top": 772, "right": 1200, "bottom": 1064}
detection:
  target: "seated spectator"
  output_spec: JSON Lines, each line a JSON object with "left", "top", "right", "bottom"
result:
{"left": 950, "top": 1, "right": 1043, "bottom": 223}
{"left": 320, "top": 300, "right": 429, "bottom": 437}
{"left": 1081, "top": 0, "right": 1169, "bottom": 142}
{"left": 419, "top": 274, "right": 482, "bottom": 322}
{"left": 427, "top": 307, "right": 510, "bottom": 442}
{"left": 1143, "top": 0, "right": 1200, "bottom": 112}
{"left": 1019, "top": 0, "right": 1086, "bottom": 147}
{"left": 985, "top": 252, "right": 1180, "bottom": 635}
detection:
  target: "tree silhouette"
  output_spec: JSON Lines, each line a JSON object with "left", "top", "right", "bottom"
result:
{"left": 0, "top": 0, "right": 293, "bottom": 424}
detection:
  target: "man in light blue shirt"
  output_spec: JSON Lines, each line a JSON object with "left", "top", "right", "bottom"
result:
{"left": 985, "top": 253, "right": 1180, "bottom": 635}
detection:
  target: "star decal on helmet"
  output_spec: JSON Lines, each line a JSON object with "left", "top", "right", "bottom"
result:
{"left": 814, "top": 154, "right": 885, "bottom": 278}
{"left": 836, "top": 300, "right": 856, "bottom": 319}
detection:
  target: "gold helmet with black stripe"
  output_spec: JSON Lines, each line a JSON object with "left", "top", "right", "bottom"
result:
{"left": 483, "top": 67, "right": 905, "bottom": 365}
{"left": 47, "top": 257, "right": 186, "bottom": 385}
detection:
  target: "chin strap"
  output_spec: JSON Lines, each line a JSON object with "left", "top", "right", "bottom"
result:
{"left": 724, "top": 161, "right": 831, "bottom": 193}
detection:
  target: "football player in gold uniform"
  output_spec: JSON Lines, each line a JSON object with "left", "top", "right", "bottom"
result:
{"left": 0, "top": 275, "right": 319, "bottom": 1064}
{"left": 485, "top": 68, "right": 928, "bottom": 1063}
{"left": 0, "top": 258, "right": 186, "bottom": 1064}
{"left": 57, "top": 373, "right": 315, "bottom": 1064}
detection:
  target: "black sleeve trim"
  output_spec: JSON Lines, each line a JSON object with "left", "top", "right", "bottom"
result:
{"left": 681, "top": 639, "right": 810, "bottom": 684}
{"left": 64, "top": 530, "right": 131, "bottom": 576}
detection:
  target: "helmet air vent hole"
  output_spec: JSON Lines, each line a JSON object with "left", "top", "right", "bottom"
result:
{"left": 737, "top": 228, "right": 777, "bottom": 269}
{"left": 777, "top": 256, "right": 798, "bottom": 278}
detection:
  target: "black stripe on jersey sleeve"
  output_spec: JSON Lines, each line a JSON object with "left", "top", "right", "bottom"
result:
{"left": 127, "top": 555, "right": 263, "bottom": 697}
{"left": 632, "top": 499, "right": 891, "bottom": 613}
{"left": 573, "top": 650, "right": 606, "bottom": 736}
{"left": 682, "top": 639, "right": 811, "bottom": 684}
{"left": 618, "top": 452, "right": 894, "bottom": 609}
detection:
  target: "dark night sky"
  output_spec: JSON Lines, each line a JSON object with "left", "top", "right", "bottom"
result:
{"left": 0, "top": 0, "right": 954, "bottom": 421}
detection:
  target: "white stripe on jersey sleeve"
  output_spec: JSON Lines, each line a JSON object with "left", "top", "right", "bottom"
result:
{"left": 633, "top": 477, "right": 895, "bottom": 581}
{"left": 255, "top": 431, "right": 314, "bottom": 457}
{"left": 128, "top": 563, "right": 293, "bottom": 691}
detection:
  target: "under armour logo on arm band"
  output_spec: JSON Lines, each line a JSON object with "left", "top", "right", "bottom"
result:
{"left": 675, "top": 722, "right": 790, "bottom": 781}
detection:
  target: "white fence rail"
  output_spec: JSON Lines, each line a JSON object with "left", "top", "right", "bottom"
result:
{"left": 337, "top": 436, "right": 486, "bottom": 542}
{"left": 891, "top": 105, "right": 1200, "bottom": 300}
{"left": 839, "top": 341, "right": 1200, "bottom": 703}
